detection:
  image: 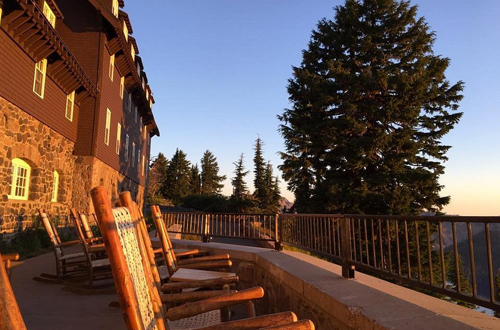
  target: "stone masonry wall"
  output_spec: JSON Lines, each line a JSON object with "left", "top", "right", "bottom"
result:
{"left": 73, "top": 156, "right": 145, "bottom": 214}
{"left": 0, "top": 97, "right": 76, "bottom": 235}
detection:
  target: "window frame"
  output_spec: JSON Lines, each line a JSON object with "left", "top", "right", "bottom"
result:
{"left": 116, "top": 123, "right": 121, "bottom": 155}
{"left": 8, "top": 158, "right": 31, "bottom": 200}
{"left": 123, "top": 20, "right": 128, "bottom": 41}
{"left": 105, "top": 109, "right": 111, "bottom": 145}
{"left": 109, "top": 54, "right": 115, "bottom": 81}
{"left": 33, "top": 59, "right": 47, "bottom": 98}
{"left": 65, "top": 91, "right": 75, "bottom": 121}
{"left": 138, "top": 149, "right": 141, "bottom": 172}
{"left": 42, "top": 1, "right": 56, "bottom": 28}
{"left": 112, "top": 0, "right": 119, "bottom": 17}
{"left": 132, "top": 142, "right": 136, "bottom": 168}
{"left": 120, "top": 76, "right": 124, "bottom": 99}
{"left": 125, "top": 134, "right": 129, "bottom": 161}
{"left": 51, "top": 170, "right": 59, "bottom": 202}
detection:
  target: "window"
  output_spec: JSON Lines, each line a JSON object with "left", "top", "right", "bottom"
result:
{"left": 139, "top": 117, "right": 142, "bottom": 132}
{"left": 149, "top": 99, "right": 153, "bottom": 109}
{"left": 65, "top": 91, "right": 75, "bottom": 121}
{"left": 145, "top": 89, "right": 149, "bottom": 100}
{"left": 43, "top": 1, "right": 56, "bottom": 28}
{"left": 52, "top": 171, "right": 59, "bottom": 202}
{"left": 105, "top": 109, "right": 111, "bottom": 145}
{"left": 141, "top": 155, "right": 145, "bottom": 176}
{"left": 0, "top": 7, "right": 3, "bottom": 27}
{"left": 116, "top": 123, "right": 121, "bottom": 155}
{"left": 33, "top": 59, "right": 47, "bottom": 98}
{"left": 128, "top": 94, "right": 132, "bottom": 112}
{"left": 8, "top": 158, "right": 31, "bottom": 200}
{"left": 138, "top": 150, "right": 141, "bottom": 171}
{"left": 132, "top": 142, "right": 136, "bottom": 167}
{"left": 120, "top": 76, "right": 124, "bottom": 99}
{"left": 111, "top": 0, "right": 119, "bottom": 17}
{"left": 130, "top": 45, "right": 135, "bottom": 61}
{"left": 134, "top": 106, "right": 137, "bottom": 123}
{"left": 123, "top": 21, "right": 128, "bottom": 41}
{"left": 125, "top": 134, "right": 129, "bottom": 161}
{"left": 109, "top": 54, "right": 115, "bottom": 81}
{"left": 143, "top": 125, "right": 147, "bottom": 140}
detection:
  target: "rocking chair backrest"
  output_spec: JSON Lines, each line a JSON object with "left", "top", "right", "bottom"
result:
{"left": 78, "top": 212, "right": 94, "bottom": 240}
{"left": 43, "top": 209, "right": 62, "bottom": 245}
{"left": 38, "top": 209, "right": 62, "bottom": 258}
{"left": 69, "top": 209, "right": 92, "bottom": 261}
{"left": 91, "top": 186, "right": 167, "bottom": 330}
{"left": 151, "top": 205, "right": 178, "bottom": 276}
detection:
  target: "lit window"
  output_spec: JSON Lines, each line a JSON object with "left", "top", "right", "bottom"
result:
{"left": 0, "top": 7, "right": 3, "bottom": 27}
{"left": 141, "top": 155, "right": 145, "bottom": 176}
{"left": 123, "top": 21, "right": 128, "bottom": 41}
{"left": 105, "top": 109, "right": 111, "bottom": 145}
{"left": 109, "top": 54, "right": 115, "bottom": 81}
{"left": 138, "top": 150, "right": 141, "bottom": 171}
{"left": 125, "top": 134, "right": 129, "bottom": 161}
{"left": 43, "top": 1, "right": 56, "bottom": 28}
{"left": 149, "top": 99, "right": 153, "bottom": 109}
{"left": 130, "top": 45, "right": 135, "bottom": 61}
{"left": 143, "top": 125, "right": 147, "bottom": 140}
{"left": 132, "top": 142, "right": 136, "bottom": 167}
{"left": 141, "top": 78, "right": 145, "bottom": 90}
{"left": 112, "top": 0, "right": 119, "bottom": 18}
{"left": 65, "top": 91, "right": 75, "bottom": 121}
{"left": 139, "top": 117, "right": 142, "bottom": 132}
{"left": 116, "top": 123, "right": 121, "bottom": 155}
{"left": 145, "top": 89, "right": 149, "bottom": 100}
{"left": 33, "top": 59, "right": 47, "bottom": 98}
{"left": 120, "top": 76, "right": 124, "bottom": 99}
{"left": 52, "top": 171, "right": 59, "bottom": 202}
{"left": 8, "top": 158, "right": 31, "bottom": 200}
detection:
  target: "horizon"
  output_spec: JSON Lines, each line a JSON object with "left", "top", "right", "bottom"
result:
{"left": 125, "top": 0, "right": 500, "bottom": 216}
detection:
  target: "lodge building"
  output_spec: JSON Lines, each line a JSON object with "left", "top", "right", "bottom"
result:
{"left": 0, "top": 0, "right": 159, "bottom": 235}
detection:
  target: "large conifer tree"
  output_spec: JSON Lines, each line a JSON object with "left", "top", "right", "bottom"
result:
{"left": 200, "top": 150, "right": 226, "bottom": 195}
{"left": 190, "top": 164, "right": 201, "bottom": 195}
{"left": 164, "top": 149, "right": 191, "bottom": 204}
{"left": 253, "top": 137, "right": 269, "bottom": 209}
{"left": 147, "top": 153, "right": 169, "bottom": 204}
{"left": 231, "top": 153, "right": 249, "bottom": 198}
{"left": 279, "top": 0, "right": 463, "bottom": 214}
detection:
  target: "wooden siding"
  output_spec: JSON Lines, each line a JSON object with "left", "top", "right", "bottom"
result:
{"left": 0, "top": 29, "right": 79, "bottom": 142}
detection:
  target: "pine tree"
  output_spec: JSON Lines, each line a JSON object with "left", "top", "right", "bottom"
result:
{"left": 190, "top": 164, "right": 201, "bottom": 195}
{"left": 253, "top": 137, "right": 267, "bottom": 208}
{"left": 231, "top": 153, "right": 249, "bottom": 198}
{"left": 163, "top": 149, "right": 191, "bottom": 204}
{"left": 279, "top": 0, "right": 463, "bottom": 214}
{"left": 200, "top": 150, "right": 226, "bottom": 195}
{"left": 146, "top": 153, "right": 168, "bottom": 204}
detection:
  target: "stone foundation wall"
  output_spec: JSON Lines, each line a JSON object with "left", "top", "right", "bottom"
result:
{"left": 73, "top": 156, "right": 145, "bottom": 214}
{"left": 0, "top": 97, "right": 75, "bottom": 234}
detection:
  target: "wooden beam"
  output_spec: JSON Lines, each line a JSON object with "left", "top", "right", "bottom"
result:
{"left": 13, "top": 21, "right": 36, "bottom": 37}
{"left": 198, "top": 312, "right": 298, "bottom": 330}
{"left": 107, "top": 37, "right": 121, "bottom": 55}
{"left": 18, "top": 27, "right": 40, "bottom": 46}
{"left": 2, "top": 9, "right": 26, "bottom": 29}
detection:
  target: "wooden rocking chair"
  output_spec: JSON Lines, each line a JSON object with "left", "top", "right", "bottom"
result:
{"left": 0, "top": 251, "right": 27, "bottom": 330}
{"left": 33, "top": 210, "right": 88, "bottom": 284}
{"left": 151, "top": 205, "right": 234, "bottom": 275}
{"left": 92, "top": 186, "right": 314, "bottom": 330}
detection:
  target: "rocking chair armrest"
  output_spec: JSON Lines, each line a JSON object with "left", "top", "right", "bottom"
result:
{"left": 177, "top": 254, "right": 231, "bottom": 265}
{"left": 161, "top": 275, "right": 239, "bottom": 292}
{"left": 174, "top": 248, "right": 201, "bottom": 258}
{"left": 165, "top": 286, "right": 264, "bottom": 321}
{"left": 178, "top": 260, "right": 232, "bottom": 270}
{"left": 196, "top": 312, "right": 298, "bottom": 330}
{"left": 260, "top": 320, "right": 315, "bottom": 330}
{"left": 1, "top": 254, "right": 20, "bottom": 261}
{"left": 58, "top": 240, "right": 82, "bottom": 247}
{"left": 161, "top": 290, "right": 237, "bottom": 304}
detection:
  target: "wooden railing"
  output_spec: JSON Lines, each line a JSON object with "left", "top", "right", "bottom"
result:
{"left": 162, "top": 211, "right": 500, "bottom": 313}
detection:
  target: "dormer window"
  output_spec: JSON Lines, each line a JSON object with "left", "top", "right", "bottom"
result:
{"left": 130, "top": 45, "right": 135, "bottom": 61}
{"left": 33, "top": 59, "right": 47, "bottom": 98}
{"left": 145, "top": 89, "right": 149, "bottom": 100}
{"left": 123, "top": 21, "right": 128, "bottom": 41}
{"left": 137, "top": 63, "right": 141, "bottom": 76}
{"left": 141, "top": 78, "right": 145, "bottom": 90}
{"left": 43, "top": 1, "right": 56, "bottom": 28}
{"left": 109, "top": 54, "right": 115, "bottom": 81}
{"left": 149, "top": 99, "right": 153, "bottom": 109}
{"left": 120, "top": 76, "right": 124, "bottom": 99}
{"left": 112, "top": 0, "right": 119, "bottom": 18}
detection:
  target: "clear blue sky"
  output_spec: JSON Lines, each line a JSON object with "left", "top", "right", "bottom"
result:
{"left": 126, "top": 0, "right": 500, "bottom": 216}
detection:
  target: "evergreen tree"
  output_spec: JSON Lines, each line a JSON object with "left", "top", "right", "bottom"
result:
{"left": 200, "top": 150, "right": 226, "bottom": 195}
{"left": 163, "top": 149, "right": 191, "bottom": 204}
{"left": 279, "top": 0, "right": 463, "bottom": 214}
{"left": 253, "top": 137, "right": 268, "bottom": 208}
{"left": 190, "top": 164, "right": 201, "bottom": 195}
{"left": 146, "top": 153, "right": 168, "bottom": 204}
{"left": 262, "top": 162, "right": 281, "bottom": 213}
{"left": 231, "top": 153, "right": 249, "bottom": 198}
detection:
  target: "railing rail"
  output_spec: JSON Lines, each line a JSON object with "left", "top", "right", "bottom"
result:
{"left": 161, "top": 211, "right": 500, "bottom": 313}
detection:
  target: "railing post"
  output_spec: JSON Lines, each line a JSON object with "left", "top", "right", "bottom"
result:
{"left": 202, "top": 214, "right": 211, "bottom": 243}
{"left": 341, "top": 216, "right": 355, "bottom": 279}
{"left": 274, "top": 214, "right": 283, "bottom": 251}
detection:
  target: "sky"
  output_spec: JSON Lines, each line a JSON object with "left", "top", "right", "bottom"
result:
{"left": 125, "top": 0, "right": 500, "bottom": 216}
